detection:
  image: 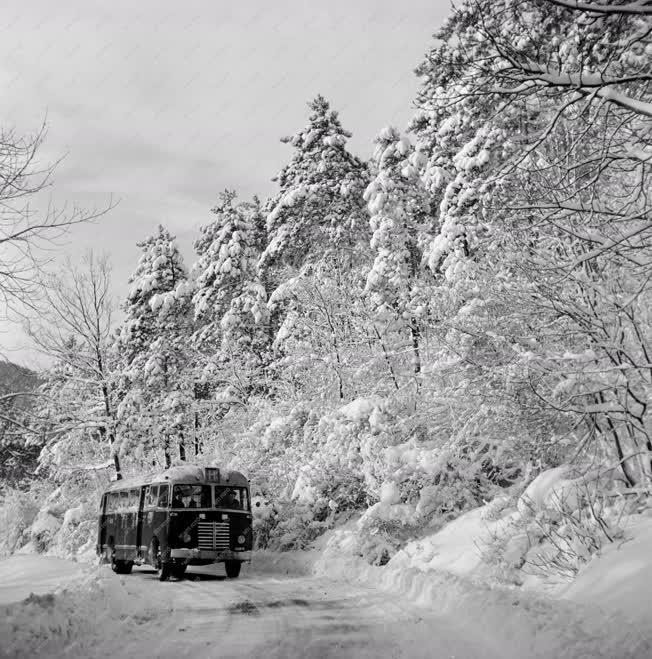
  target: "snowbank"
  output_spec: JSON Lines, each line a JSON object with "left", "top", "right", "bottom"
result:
{"left": 562, "top": 514, "right": 652, "bottom": 629}
{"left": 313, "top": 527, "right": 651, "bottom": 659}
{"left": 0, "top": 556, "right": 84, "bottom": 606}
{"left": 290, "top": 468, "right": 652, "bottom": 658}
{"left": 391, "top": 505, "right": 506, "bottom": 578}
{"left": 251, "top": 515, "right": 652, "bottom": 657}
{"left": 0, "top": 557, "right": 168, "bottom": 659}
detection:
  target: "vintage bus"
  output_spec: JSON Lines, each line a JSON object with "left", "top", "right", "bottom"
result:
{"left": 97, "top": 466, "right": 252, "bottom": 580}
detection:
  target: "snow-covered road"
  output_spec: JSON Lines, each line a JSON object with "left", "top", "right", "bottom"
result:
{"left": 76, "top": 565, "right": 503, "bottom": 659}
{"left": 4, "top": 554, "right": 650, "bottom": 659}
{"left": 1, "top": 557, "right": 502, "bottom": 659}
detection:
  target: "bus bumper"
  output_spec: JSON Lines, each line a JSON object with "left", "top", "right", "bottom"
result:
{"left": 169, "top": 548, "right": 252, "bottom": 562}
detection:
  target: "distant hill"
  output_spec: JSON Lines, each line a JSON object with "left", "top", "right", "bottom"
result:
{"left": 0, "top": 361, "right": 40, "bottom": 409}
{"left": 0, "top": 360, "right": 42, "bottom": 486}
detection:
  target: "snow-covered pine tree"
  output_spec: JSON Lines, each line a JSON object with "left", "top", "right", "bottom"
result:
{"left": 115, "top": 225, "right": 194, "bottom": 468}
{"left": 256, "top": 97, "right": 374, "bottom": 401}
{"left": 260, "top": 95, "right": 370, "bottom": 276}
{"left": 192, "top": 190, "right": 270, "bottom": 404}
{"left": 364, "top": 127, "right": 433, "bottom": 383}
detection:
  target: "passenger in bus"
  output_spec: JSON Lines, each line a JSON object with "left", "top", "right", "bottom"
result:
{"left": 172, "top": 493, "right": 185, "bottom": 508}
{"left": 223, "top": 489, "right": 240, "bottom": 509}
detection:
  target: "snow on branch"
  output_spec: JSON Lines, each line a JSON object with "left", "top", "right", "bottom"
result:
{"left": 544, "top": 0, "right": 652, "bottom": 15}
{"left": 493, "top": 62, "right": 652, "bottom": 117}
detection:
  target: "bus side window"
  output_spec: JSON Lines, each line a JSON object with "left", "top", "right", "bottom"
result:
{"left": 146, "top": 486, "right": 158, "bottom": 508}
{"left": 158, "top": 484, "right": 169, "bottom": 508}
{"left": 241, "top": 489, "right": 250, "bottom": 511}
{"left": 119, "top": 491, "right": 129, "bottom": 512}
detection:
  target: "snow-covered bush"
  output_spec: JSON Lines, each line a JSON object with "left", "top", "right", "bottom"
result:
{"left": 10, "top": 473, "right": 107, "bottom": 559}
{"left": 30, "top": 510, "right": 62, "bottom": 553}
{"left": 258, "top": 497, "right": 335, "bottom": 550}
{"left": 478, "top": 468, "right": 630, "bottom": 584}
{"left": 356, "top": 482, "right": 420, "bottom": 565}
{"left": 520, "top": 487, "right": 626, "bottom": 582}
{"left": 0, "top": 483, "right": 45, "bottom": 556}
{"left": 250, "top": 495, "right": 276, "bottom": 548}
{"left": 51, "top": 500, "right": 98, "bottom": 560}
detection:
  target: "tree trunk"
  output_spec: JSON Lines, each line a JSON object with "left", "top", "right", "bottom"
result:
{"left": 194, "top": 411, "right": 201, "bottom": 456}
{"left": 410, "top": 321, "right": 422, "bottom": 377}
{"left": 113, "top": 453, "right": 122, "bottom": 480}
{"left": 164, "top": 436, "right": 171, "bottom": 469}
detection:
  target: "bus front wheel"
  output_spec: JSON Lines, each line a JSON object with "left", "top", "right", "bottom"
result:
{"left": 225, "top": 561, "right": 241, "bottom": 578}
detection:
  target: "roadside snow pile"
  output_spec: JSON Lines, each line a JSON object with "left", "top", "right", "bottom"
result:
{"left": 6, "top": 477, "right": 106, "bottom": 562}
{"left": 387, "top": 466, "right": 633, "bottom": 588}
{"left": 0, "top": 484, "right": 45, "bottom": 557}
{"left": 314, "top": 522, "right": 651, "bottom": 657}
{"left": 562, "top": 514, "right": 652, "bottom": 630}
{"left": 307, "top": 466, "right": 652, "bottom": 657}
{"left": 391, "top": 503, "right": 511, "bottom": 578}
{"left": 316, "top": 535, "right": 651, "bottom": 658}
{"left": 0, "top": 559, "right": 166, "bottom": 659}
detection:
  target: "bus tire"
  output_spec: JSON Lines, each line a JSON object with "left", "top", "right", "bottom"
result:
{"left": 103, "top": 539, "right": 115, "bottom": 565}
{"left": 158, "top": 561, "right": 171, "bottom": 581}
{"left": 225, "top": 561, "right": 241, "bottom": 578}
{"left": 171, "top": 562, "right": 187, "bottom": 579}
{"left": 113, "top": 560, "right": 133, "bottom": 575}
{"left": 150, "top": 539, "right": 170, "bottom": 581}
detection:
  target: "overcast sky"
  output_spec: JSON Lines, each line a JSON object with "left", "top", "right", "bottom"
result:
{"left": 0, "top": 0, "right": 451, "bottom": 367}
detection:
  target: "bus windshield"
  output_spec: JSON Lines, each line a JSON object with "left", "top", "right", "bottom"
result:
{"left": 172, "top": 485, "right": 211, "bottom": 508}
{"left": 215, "top": 487, "right": 248, "bottom": 511}
{"left": 170, "top": 484, "right": 249, "bottom": 510}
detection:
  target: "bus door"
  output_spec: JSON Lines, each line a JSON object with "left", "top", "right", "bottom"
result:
{"left": 98, "top": 493, "right": 107, "bottom": 550}
{"left": 125, "top": 489, "right": 139, "bottom": 553}
{"left": 112, "top": 490, "right": 132, "bottom": 557}
{"left": 140, "top": 485, "right": 156, "bottom": 552}
{"left": 154, "top": 484, "right": 170, "bottom": 550}
{"left": 104, "top": 492, "right": 118, "bottom": 550}
{"left": 140, "top": 484, "right": 170, "bottom": 552}
{"left": 136, "top": 486, "right": 146, "bottom": 557}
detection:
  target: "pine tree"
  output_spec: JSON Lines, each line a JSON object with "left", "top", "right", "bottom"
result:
{"left": 260, "top": 95, "right": 370, "bottom": 275}
{"left": 116, "top": 225, "right": 194, "bottom": 468}
{"left": 364, "top": 127, "right": 433, "bottom": 381}
{"left": 192, "top": 191, "right": 270, "bottom": 403}
{"left": 255, "top": 97, "right": 374, "bottom": 401}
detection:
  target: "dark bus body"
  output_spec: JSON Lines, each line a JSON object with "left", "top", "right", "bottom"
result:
{"left": 97, "top": 466, "right": 252, "bottom": 580}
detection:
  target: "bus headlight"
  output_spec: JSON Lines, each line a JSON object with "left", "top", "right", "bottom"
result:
{"left": 237, "top": 535, "right": 245, "bottom": 544}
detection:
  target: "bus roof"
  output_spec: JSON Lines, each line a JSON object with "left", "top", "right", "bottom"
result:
{"left": 103, "top": 465, "right": 249, "bottom": 493}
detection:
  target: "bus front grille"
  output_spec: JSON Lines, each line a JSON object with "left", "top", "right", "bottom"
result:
{"left": 198, "top": 521, "right": 230, "bottom": 550}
